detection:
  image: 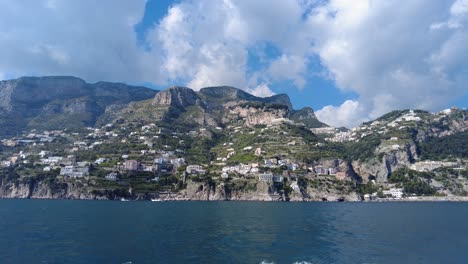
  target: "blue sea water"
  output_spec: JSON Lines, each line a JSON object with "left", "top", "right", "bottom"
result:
{"left": 0, "top": 200, "right": 467, "bottom": 264}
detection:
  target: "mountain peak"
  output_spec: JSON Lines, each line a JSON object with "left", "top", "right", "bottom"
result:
{"left": 199, "top": 86, "right": 257, "bottom": 101}
{"left": 291, "top": 107, "right": 328, "bottom": 128}
{"left": 152, "top": 86, "right": 201, "bottom": 108}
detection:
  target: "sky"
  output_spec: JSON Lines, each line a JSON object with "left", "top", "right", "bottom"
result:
{"left": 0, "top": 0, "right": 467, "bottom": 128}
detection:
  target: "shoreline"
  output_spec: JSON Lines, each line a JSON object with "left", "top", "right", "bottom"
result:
{"left": 2, "top": 196, "right": 468, "bottom": 202}
{"left": 366, "top": 196, "right": 468, "bottom": 202}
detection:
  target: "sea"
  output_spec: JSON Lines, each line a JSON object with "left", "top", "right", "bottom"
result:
{"left": 0, "top": 200, "right": 467, "bottom": 264}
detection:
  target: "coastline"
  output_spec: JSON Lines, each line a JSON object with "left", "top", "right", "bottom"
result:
{"left": 2, "top": 195, "right": 468, "bottom": 202}
{"left": 367, "top": 196, "right": 468, "bottom": 202}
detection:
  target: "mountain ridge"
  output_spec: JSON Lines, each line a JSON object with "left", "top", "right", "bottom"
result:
{"left": 0, "top": 76, "right": 159, "bottom": 137}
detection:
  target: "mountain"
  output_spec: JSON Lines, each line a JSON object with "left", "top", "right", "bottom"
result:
{"left": 290, "top": 107, "right": 328, "bottom": 128}
{"left": 0, "top": 76, "right": 158, "bottom": 137}
{"left": 332, "top": 108, "right": 468, "bottom": 183}
{"left": 1, "top": 76, "right": 466, "bottom": 202}
{"left": 0, "top": 77, "right": 328, "bottom": 137}
{"left": 111, "top": 85, "right": 325, "bottom": 130}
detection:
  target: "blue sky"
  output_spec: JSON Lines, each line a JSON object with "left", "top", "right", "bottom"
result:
{"left": 0, "top": 0, "right": 467, "bottom": 127}
{"left": 134, "top": 0, "right": 358, "bottom": 110}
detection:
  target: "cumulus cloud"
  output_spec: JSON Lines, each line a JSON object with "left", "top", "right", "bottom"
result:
{"left": 0, "top": 0, "right": 158, "bottom": 83}
{"left": 0, "top": 0, "right": 466, "bottom": 128}
{"left": 316, "top": 100, "right": 367, "bottom": 128}
{"left": 147, "top": 0, "right": 313, "bottom": 91}
{"left": 246, "top": 83, "right": 275, "bottom": 98}
{"left": 308, "top": 0, "right": 468, "bottom": 127}
{"left": 268, "top": 55, "right": 308, "bottom": 89}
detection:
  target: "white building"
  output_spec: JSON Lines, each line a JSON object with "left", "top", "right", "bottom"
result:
{"left": 41, "top": 156, "right": 63, "bottom": 165}
{"left": 382, "top": 188, "right": 404, "bottom": 199}
{"left": 258, "top": 174, "right": 283, "bottom": 183}
{"left": 60, "top": 166, "right": 89, "bottom": 178}
{"left": 186, "top": 165, "right": 206, "bottom": 174}
{"left": 105, "top": 172, "right": 119, "bottom": 181}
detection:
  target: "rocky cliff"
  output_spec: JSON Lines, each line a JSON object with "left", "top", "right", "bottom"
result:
{"left": 291, "top": 107, "right": 328, "bottom": 128}
{"left": 127, "top": 85, "right": 306, "bottom": 129}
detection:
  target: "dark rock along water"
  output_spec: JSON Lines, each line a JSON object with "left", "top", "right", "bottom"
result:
{"left": 0, "top": 200, "right": 467, "bottom": 264}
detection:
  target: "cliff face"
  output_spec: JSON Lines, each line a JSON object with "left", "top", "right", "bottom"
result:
{"left": 290, "top": 107, "right": 328, "bottom": 128}
{"left": 351, "top": 141, "right": 418, "bottom": 183}
{"left": 173, "top": 180, "right": 360, "bottom": 202}
{"left": 225, "top": 105, "right": 290, "bottom": 127}
{"left": 0, "top": 178, "right": 105, "bottom": 200}
{"left": 141, "top": 85, "right": 299, "bottom": 129}
{"left": 152, "top": 86, "right": 203, "bottom": 109}
{"left": 0, "top": 76, "right": 87, "bottom": 113}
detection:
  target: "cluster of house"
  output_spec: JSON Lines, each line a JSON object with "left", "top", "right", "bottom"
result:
{"left": 221, "top": 163, "right": 260, "bottom": 175}
{"left": 308, "top": 165, "right": 347, "bottom": 180}
{"left": 387, "top": 110, "right": 422, "bottom": 128}
{"left": 121, "top": 155, "right": 186, "bottom": 174}
{"left": 264, "top": 158, "right": 300, "bottom": 171}
{"left": 410, "top": 160, "right": 459, "bottom": 172}
{"left": 327, "top": 131, "right": 356, "bottom": 142}
{"left": 1, "top": 130, "right": 63, "bottom": 147}
{"left": 0, "top": 120, "right": 366, "bottom": 186}
{"left": 310, "top": 127, "right": 356, "bottom": 143}
{"left": 316, "top": 110, "right": 430, "bottom": 143}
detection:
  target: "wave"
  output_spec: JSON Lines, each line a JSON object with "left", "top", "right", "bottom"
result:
{"left": 260, "top": 261, "right": 313, "bottom": 264}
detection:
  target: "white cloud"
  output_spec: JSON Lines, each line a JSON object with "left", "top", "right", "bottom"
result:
{"left": 0, "top": 0, "right": 466, "bottom": 129}
{"left": 246, "top": 83, "right": 275, "bottom": 98}
{"left": 310, "top": 0, "right": 468, "bottom": 127}
{"left": 268, "top": 55, "right": 308, "bottom": 89}
{"left": 316, "top": 100, "right": 367, "bottom": 128}
{"left": 0, "top": 0, "right": 157, "bottom": 84}
{"left": 148, "top": 0, "right": 313, "bottom": 91}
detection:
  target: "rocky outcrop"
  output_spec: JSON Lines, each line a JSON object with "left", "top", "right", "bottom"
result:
{"left": 199, "top": 86, "right": 293, "bottom": 110}
{"left": 173, "top": 179, "right": 362, "bottom": 202}
{"left": 351, "top": 143, "right": 416, "bottom": 183}
{"left": 152, "top": 86, "right": 203, "bottom": 108}
{"left": 0, "top": 178, "right": 106, "bottom": 200}
{"left": 290, "top": 107, "right": 328, "bottom": 128}
{"left": 225, "top": 105, "right": 289, "bottom": 127}
{"left": 180, "top": 180, "right": 286, "bottom": 201}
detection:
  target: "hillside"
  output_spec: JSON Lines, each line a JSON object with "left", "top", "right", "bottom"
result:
{"left": 0, "top": 77, "right": 467, "bottom": 202}
{"left": 109, "top": 85, "right": 326, "bottom": 131}
{"left": 0, "top": 76, "right": 158, "bottom": 137}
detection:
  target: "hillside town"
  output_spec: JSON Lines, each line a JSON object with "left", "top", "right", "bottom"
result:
{"left": 1, "top": 106, "right": 466, "bottom": 202}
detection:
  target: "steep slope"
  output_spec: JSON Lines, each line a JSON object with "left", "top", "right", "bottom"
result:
{"left": 0, "top": 76, "right": 158, "bottom": 136}
{"left": 343, "top": 108, "right": 468, "bottom": 182}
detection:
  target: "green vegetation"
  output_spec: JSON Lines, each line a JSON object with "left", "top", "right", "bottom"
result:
{"left": 389, "top": 168, "right": 436, "bottom": 196}
{"left": 357, "top": 181, "right": 379, "bottom": 195}
{"left": 419, "top": 131, "right": 468, "bottom": 160}
{"left": 238, "top": 102, "right": 289, "bottom": 111}
{"left": 342, "top": 134, "right": 382, "bottom": 161}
